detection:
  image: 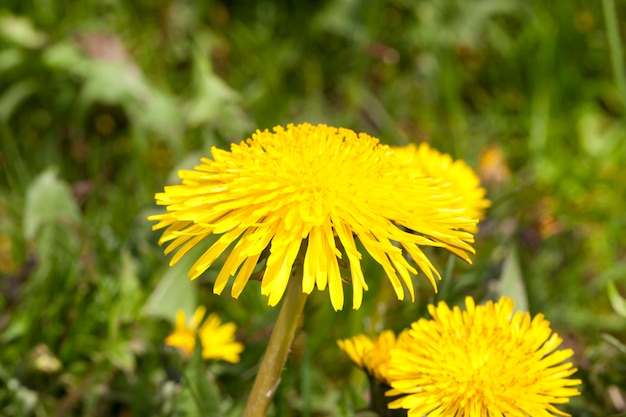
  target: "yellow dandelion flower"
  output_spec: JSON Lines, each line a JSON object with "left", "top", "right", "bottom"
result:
{"left": 338, "top": 330, "right": 397, "bottom": 384}
{"left": 393, "top": 143, "right": 490, "bottom": 230}
{"left": 339, "top": 331, "right": 408, "bottom": 416}
{"left": 387, "top": 297, "right": 581, "bottom": 417}
{"left": 366, "top": 330, "right": 397, "bottom": 383}
{"left": 478, "top": 145, "right": 511, "bottom": 187}
{"left": 165, "top": 306, "right": 243, "bottom": 363}
{"left": 150, "top": 123, "right": 476, "bottom": 310}
{"left": 337, "top": 334, "right": 374, "bottom": 370}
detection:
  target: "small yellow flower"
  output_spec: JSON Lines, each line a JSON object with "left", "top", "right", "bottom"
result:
{"left": 387, "top": 297, "right": 581, "bottom": 416}
{"left": 338, "top": 330, "right": 397, "bottom": 384}
{"left": 478, "top": 145, "right": 511, "bottom": 187}
{"left": 339, "top": 331, "right": 404, "bottom": 415}
{"left": 337, "top": 334, "right": 373, "bottom": 371}
{"left": 150, "top": 123, "right": 476, "bottom": 310}
{"left": 165, "top": 306, "right": 243, "bottom": 363}
{"left": 393, "top": 143, "right": 490, "bottom": 230}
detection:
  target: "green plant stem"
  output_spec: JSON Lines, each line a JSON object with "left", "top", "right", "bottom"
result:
{"left": 242, "top": 262, "right": 308, "bottom": 417}
{"left": 602, "top": 0, "right": 626, "bottom": 110}
{"left": 436, "top": 253, "right": 457, "bottom": 300}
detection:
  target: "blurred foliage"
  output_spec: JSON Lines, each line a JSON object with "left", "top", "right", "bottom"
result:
{"left": 1, "top": 0, "right": 626, "bottom": 416}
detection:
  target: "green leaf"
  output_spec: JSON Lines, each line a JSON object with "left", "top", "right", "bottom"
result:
{"left": 131, "top": 88, "right": 184, "bottom": 152}
{"left": 601, "top": 333, "right": 626, "bottom": 356}
{"left": 607, "top": 281, "right": 626, "bottom": 318}
{"left": 182, "top": 338, "right": 223, "bottom": 417}
{"left": 42, "top": 41, "right": 86, "bottom": 74}
{"left": 141, "top": 254, "right": 198, "bottom": 322}
{"left": 185, "top": 47, "right": 239, "bottom": 128}
{"left": 183, "top": 45, "right": 252, "bottom": 139}
{"left": 577, "top": 107, "right": 619, "bottom": 158}
{"left": 107, "top": 250, "right": 143, "bottom": 341}
{"left": 0, "top": 48, "right": 25, "bottom": 73}
{"left": 498, "top": 245, "right": 528, "bottom": 312}
{"left": 80, "top": 62, "right": 147, "bottom": 106}
{"left": 105, "top": 340, "right": 136, "bottom": 374}
{"left": 0, "top": 13, "right": 47, "bottom": 49}
{"left": 23, "top": 168, "right": 81, "bottom": 240}
{"left": 116, "top": 249, "right": 142, "bottom": 319}
{"left": 0, "top": 78, "right": 38, "bottom": 122}
{"left": 0, "top": 314, "right": 28, "bottom": 344}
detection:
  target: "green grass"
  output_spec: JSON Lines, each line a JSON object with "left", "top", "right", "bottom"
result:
{"left": 1, "top": 1, "right": 626, "bottom": 416}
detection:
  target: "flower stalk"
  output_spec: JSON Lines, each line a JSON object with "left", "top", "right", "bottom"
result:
{"left": 242, "top": 257, "right": 308, "bottom": 417}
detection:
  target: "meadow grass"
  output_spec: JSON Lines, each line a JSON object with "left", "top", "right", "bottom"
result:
{"left": 1, "top": 1, "right": 626, "bottom": 416}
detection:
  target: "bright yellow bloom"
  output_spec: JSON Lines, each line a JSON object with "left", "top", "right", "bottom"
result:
{"left": 150, "top": 123, "right": 476, "bottom": 310}
{"left": 338, "top": 330, "right": 397, "bottom": 384}
{"left": 387, "top": 297, "right": 581, "bottom": 417}
{"left": 165, "top": 306, "right": 243, "bottom": 363}
{"left": 393, "top": 143, "right": 490, "bottom": 230}
{"left": 337, "top": 334, "right": 373, "bottom": 370}
{"left": 478, "top": 145, "right": 511, "bottom": 187}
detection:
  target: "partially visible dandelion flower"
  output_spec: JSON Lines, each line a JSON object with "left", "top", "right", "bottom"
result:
{"left": 478, "top": 145, "right": 511, "bottom": 187}
{"left": 150, "top": 123, "right": 476, "bottom": 311}
{"left": 387, "top": 296, "right": 581, "bottom": 417}
{"left": 165, "top": 306, "right": 243, "bottom": 363}
{"left": 337, "top": 334, "right": 373, "bottom": 371}
{"left": 338, "top": 330, "right": 397, "bottom": 384}
{"left": 393, "top": 143, "right": 490, "bottom": 230}
{"left": 339, "top": 331, "right": 406, "bottom": 416}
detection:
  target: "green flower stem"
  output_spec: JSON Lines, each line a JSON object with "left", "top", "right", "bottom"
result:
{"left": 603, "top": 0, "right": 626, "bottom": 109}
{"left": 243, "top": 261, "right": 308, "bottom": 417}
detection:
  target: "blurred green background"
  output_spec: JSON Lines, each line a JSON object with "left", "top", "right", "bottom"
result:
{"left": 1, "top": 0, "right": 626, "bottom": 416}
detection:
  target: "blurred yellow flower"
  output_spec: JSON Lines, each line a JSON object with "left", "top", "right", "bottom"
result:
{"left": 387, "top": 297, "right": 581, "bottom": 416}
{"left": 478, "top": 145, "right": 511, "bottom": 187}
{"left": 165, "top": 306, "right": 243, "bottom": 363}
{"left": 337, "top": 334, "right": 373, "bottom": 370}
{"left": 394, "top": 143, "right": 490, "bottom": 231}
{"left": 150, "top": 123, "right": 476, "bottom": 310}
{"left": 338, "top": 330, "right": 397, "bottom": 384}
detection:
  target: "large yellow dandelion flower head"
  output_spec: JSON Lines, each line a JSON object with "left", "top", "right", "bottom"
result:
{"left": 165, "top": 306, "right": 243, "bottom": 363}
{"left": 338, "top": 330, "right": 397, "bottom": 384}
{"left": 393, "top": 143, "right": 490, "bottom": 230}
{"left": 387, "top": 296, "right": 581, "bottom": 417}
{"left": 150, "top": 123, "right": 477, "bottom": 310}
